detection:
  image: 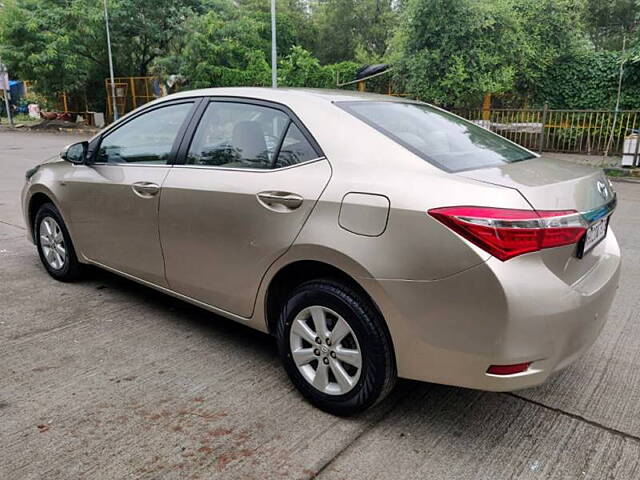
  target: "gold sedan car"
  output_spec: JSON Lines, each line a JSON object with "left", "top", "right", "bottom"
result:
{"left": 22, "top": 88, "right": 620, "bottom": 415}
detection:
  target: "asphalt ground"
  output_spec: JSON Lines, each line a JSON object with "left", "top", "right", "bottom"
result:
{"left": 1, "top": 130, "right": 640, "bottom": 479}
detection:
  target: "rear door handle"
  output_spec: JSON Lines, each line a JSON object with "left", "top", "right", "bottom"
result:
{"left": 257, "top": 191, "right": 304, "bottom": 210}
{"left": 132, "top": 181, "right": 160, "bottom": 197}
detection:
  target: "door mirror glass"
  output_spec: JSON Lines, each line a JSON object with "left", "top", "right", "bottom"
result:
{"left": 61, "top": 141, "right": 88, "bottom": 164}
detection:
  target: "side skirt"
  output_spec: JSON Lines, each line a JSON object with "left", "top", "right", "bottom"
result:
{"left": 84, "top": 258, "right": 268, "bottom": 333}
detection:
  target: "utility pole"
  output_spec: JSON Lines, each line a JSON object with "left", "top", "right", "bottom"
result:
{"left": 103, "top": 0, "right": 118, "bottom": 121}
{"left": 603, "top": 32, "right": 626, "bottom": 161}
{"left": 270, "top": 0, "right": 277, "bottom": 88}
{"left": 0, "top": 58, "right": 13, "bottom": 126}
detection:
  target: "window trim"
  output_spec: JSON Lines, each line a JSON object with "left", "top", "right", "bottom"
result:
{"left": 271, "top": 118, "right": 292, "bottom": 169}
{"left": 335, "top": 100, "right": 536, "bottom": 174}
{"left": 166, "top": 156, "right": 327, "bottom": 173}
{"left": 174, "top": 96, "right": 325, "bottom": 171}
{"left": 272, "top": 121, "right": 323, "bottom": 169}
{"left": 89, "top": 98, "right": 202, "bottom": 166}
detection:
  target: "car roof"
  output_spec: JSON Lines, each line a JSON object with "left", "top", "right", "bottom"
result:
{"left": 165, "top": 87, "right": 415, "bottom": 105}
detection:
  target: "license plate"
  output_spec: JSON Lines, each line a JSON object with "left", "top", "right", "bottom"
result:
{"left": 578, "top": 216, "right": 609, "bottom": 258}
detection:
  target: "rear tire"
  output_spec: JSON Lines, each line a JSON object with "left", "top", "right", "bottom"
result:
{"left": 276, "top": 278, "right": 396, "bottom": 416}
{"left": 34, "top": 202, "right": 83, "bottom": 282}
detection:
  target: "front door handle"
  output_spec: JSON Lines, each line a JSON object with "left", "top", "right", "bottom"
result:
{"left": 257, "top": 191, "right": 304, "bottom": 211}
{"left": 132, "top": 181, "right": 160, "bottom": 198}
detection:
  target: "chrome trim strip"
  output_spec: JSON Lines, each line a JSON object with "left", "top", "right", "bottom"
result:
{"left": 581, "top": 194, "right": 617, "bottom": 224}
{"left": 88, "top": 163, "right": 171, "bottom": 168}
{"left": 171, "top": 156, "right": 326, "bottom": 172}
{"left": 88, "top": 157, "right": 327, "bottom": 172}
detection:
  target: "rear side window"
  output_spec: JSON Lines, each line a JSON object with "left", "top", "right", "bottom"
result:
{"left": 186, "top": 102, "right": 279, "bottom": 169}
{"left": 275, "top": 124, "right": 319, "bottom": 168}
{"left": 337, "top": 101, "right": 535, "bottom": 172}
{"left": 186, "top": 101, "right": 321, "bottom": 170}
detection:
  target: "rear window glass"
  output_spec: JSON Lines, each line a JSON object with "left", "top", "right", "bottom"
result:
{"left": 337, "top": 101, "right": 535, "bottom": 172}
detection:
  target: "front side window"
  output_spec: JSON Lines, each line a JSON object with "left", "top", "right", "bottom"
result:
{"left": 337, "top": 101, "right": 535, "bottom": 172}
{"left": 97, "top": 102, "right": 193, "bottom": 165}
{"left": 186, "top": 102, "right": 290, "bottom": 169}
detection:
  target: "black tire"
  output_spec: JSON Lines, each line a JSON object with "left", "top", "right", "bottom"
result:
{"left": 34, "top": 202, "right": 83, "bottom": 281}
{"left": 276, "top": 278, "right": 396, "bottom": 416}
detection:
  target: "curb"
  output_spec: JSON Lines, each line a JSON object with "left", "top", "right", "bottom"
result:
{"left": 0, "top": 126, "right": 99, "bottom": 135}
{"left": 609, "top": 176, "right": 640, "bottom": 184}
{"left": 604, "top": 167, "right": 640, "bottom": 183}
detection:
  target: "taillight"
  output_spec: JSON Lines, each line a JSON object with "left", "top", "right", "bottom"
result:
{"left": 428, "top": 206, "right": 587, "bottom": 261}
{"left": 487, "top": 362, "right": 531, "bottom": 375}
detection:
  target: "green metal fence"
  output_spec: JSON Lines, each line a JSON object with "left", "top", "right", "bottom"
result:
{"left": 451, "top": 107, "right": 640, "bottom": 156}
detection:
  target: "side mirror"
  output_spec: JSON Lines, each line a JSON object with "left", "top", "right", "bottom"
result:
{"left": 61, "top": 141, "right": 88, "bottom": 164}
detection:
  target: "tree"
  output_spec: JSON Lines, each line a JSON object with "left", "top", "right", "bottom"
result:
{"left": 279, "top": 46, "right": 359, "bottom": 87}
{"left": 310, "top": 0, "right": 397, "bottom": 64}
{"left": 154, "top": 0, "right": 335, "bottom": 89}
{"left": 0, "top": 0, "right": 92, "bottom": 99}
{"left": 157, "top": 1, "right": 270, "bottom": 88}
{"left": 390, "top": 0, "right": 527, "bottom": 106}
{"left": 535, "top": 50, "right": 640, "bottom": 109}
{"left": 585, "top": 0, "right": 639, "bottom": 50}
{"left": 0, "top": 0, "right": 199, "bottom": 108}
{"left": 390, "top": 0, "right": 592, "bottom": 107}
{"left": 513, "top": 0, "right": 589, "bottom": 101}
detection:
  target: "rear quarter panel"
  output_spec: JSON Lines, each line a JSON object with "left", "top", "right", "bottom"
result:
{"left": 288, "top": 104, "right": 534, "bottom": 281}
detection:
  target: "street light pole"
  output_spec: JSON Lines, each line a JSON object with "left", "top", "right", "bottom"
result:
{"left": 0, "top": 58, "right": 13, "bottom": 126}
{"left": 270, "top": 0, "right": 277, "bottom": 88}
{"left": 103, "top": 0, "right": 118, "bottom": 121}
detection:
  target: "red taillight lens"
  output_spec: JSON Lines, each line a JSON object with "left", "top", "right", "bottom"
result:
{"left": 487, "top": 362, "right": 531, "bottom": 375}
{"left": 428, "top": 206, "right": 587, "bottom": 261}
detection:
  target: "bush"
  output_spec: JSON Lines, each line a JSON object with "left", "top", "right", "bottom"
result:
{"left": 535, "top": 50, "right": 640, "bottom": 109}
{"left": 279, "top": 46, "right": 359, "bottom": 88}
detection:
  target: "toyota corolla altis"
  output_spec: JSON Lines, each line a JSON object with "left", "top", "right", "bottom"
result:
{"left": 22, "top": 88, "right": 620, "bottom": 415}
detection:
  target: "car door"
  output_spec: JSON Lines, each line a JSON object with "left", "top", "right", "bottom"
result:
{"left": 159, "top": 98, "right": 332, "bottom": 317}
{"left": 62, "top": 100, "right": 197, "bottom": 286}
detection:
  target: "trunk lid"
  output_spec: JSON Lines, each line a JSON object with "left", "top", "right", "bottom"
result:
{"left": 459, "top": 157, "right": 616, "bottom": 284}
{"left": 459, "top": 157, "right": 614, "bottom": 212}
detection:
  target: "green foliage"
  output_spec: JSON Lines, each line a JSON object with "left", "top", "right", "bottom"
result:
{"left": 0, "top": 0, "right": 91, "bottom": 98}
{"left": 0, "top": 0, "right": 638, "bottom": 112}
{"left": 0, "top": 0, "right": 199, "bottom": 108}
{"left": 154, "top": 0, "right": 339, "bottom": 89}
{"left": 512, "top": 0, "right": 588, "bottom": 96}
{"left": 19, "top": 93, "right": 53, "bottom": 110}
{"left": 389, "top": 0, "right": 640, "bottom": 109}
{"left": 310, "top": 0, "right": 397, "bottom": 64}
{"left": 391, "top": 0, "right": 527, "bottom": 107}
{"left": 536, "top": 50, "right": 640, "bottom": 109}
{"left": 585, "top": 0, "right": 639, "bottom": 51}
{"left": 172, "top": 5, "right": 270, "bottom": 88}
{"left": 279, "top": 46, "right": 359, "bottom": 88}
{"left": 150, "top": 0, "right": 360, "bottom": 90}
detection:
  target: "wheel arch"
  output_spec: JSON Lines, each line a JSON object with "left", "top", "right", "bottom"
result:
{"left": 27, "top": 191, "right": 57, "bottom": 241}
{"left": 263, "top": 258, "right": 392, "bottom": 348}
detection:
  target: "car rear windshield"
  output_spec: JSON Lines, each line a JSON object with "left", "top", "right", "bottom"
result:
{"left": 337, "top": 101, "right": 535, "bottom": 172}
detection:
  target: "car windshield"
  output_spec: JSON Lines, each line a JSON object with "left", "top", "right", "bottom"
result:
{"left": 337, "top": 101, "right": 535, "bottom": 172}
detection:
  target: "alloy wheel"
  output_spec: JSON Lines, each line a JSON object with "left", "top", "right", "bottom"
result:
{"left": 39, "top": 216, "right": 66, "bottom": 270}
{"left": 289, "top": 305, "right": 362, "bottom": 395}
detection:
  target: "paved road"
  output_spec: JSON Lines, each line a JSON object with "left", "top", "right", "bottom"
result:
{"left": 1, "top": 130, "right": 640, "bottom": 479}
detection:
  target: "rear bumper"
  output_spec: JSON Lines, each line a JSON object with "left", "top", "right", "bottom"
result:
{"left": 361, "top": 230, "right": 621, "bottom": 391}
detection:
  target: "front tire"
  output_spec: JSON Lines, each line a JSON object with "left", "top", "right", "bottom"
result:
{"left": 276, "top": 279, "right": 396, "bottom": 415}
{"left": 34, "top": 202, "right": 83, "bottom": 281}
